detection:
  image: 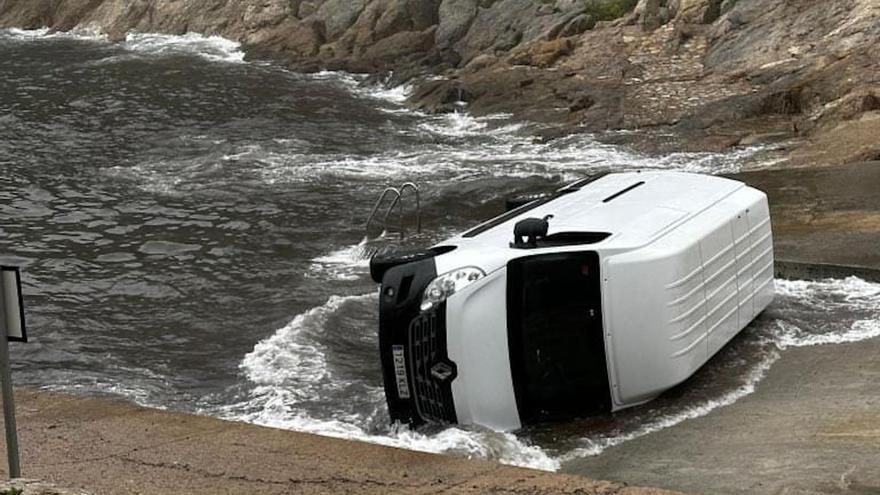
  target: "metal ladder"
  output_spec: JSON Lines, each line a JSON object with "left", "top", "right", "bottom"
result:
{"left": 365, "top": 182, "right": 422, "bottom": 240}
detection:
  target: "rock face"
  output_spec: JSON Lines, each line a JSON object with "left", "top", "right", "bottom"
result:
{"left": 0, "top": 0, "right": 878, "bottom": 165}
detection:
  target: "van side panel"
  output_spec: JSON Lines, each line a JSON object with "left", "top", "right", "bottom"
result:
{"left": 749, "top": 196, "right": 776, "bottom": 316}
{"left": 603, "top": 224, "right": 710, "bottom": 406}
{"left": 700, "top": 209, "right": 743, "bottom": 359}
{"left": 731, "top": 205, "right": 754, "bottom": 327}
{"left": 603, "top": 188, "right": 775, "bottom": 408}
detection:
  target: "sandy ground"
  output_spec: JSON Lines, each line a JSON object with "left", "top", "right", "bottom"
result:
{"left": 0, "top": 389, "right": 676, "bottom": 495}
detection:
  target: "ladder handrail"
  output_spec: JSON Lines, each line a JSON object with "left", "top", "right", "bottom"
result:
{"left": 399, "top": 182, "right": 421, "bottom": 235}
{"left": 365, "top": 187, "right": 400, "bottom": 236}
{"left": 366, "top": 183, "right": 422, "bottom": 240}
{"left": 382, "top": 182, "right": 421, "bottom": 238}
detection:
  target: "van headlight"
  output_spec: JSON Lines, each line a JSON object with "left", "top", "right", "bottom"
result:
{"left": 421, "top": 267, "right": 485, "bottom": 312}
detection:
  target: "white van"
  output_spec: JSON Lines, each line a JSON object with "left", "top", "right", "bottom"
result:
{"left": 372, "top": 171, "right": 775, "bottom": 430}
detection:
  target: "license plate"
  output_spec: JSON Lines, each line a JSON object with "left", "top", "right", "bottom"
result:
{"left": 392, "top": 345, "right": 410, "bottom": 399}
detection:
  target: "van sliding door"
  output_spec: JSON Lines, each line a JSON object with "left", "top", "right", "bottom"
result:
{"left": 506, "top": 252, "right": 611, "bottom": 424}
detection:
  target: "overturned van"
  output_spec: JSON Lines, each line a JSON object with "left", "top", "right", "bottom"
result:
{"left": 371, "top": 171, "right": 775, "bottom": 430}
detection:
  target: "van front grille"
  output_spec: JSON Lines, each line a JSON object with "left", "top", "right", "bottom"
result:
{"left": 408, "top": 312, "right": 456, "bottom": 423}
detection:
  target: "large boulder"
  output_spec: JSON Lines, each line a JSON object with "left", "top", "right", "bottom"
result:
{"left": 363, "top": 27, "right": 437, "bottom": 64}
{"left": 452, "top": 0, "right": 560, "bottom": 63}
{"left": 435, "top": 0, "right": 479, "bottom": 47}
{"left": 315, "top": 0, "right": 369, "bottom": 39}
{"left": 374, "top": 0, "right": 440, "bottom": 39}
{"left": 509, "top": 37, "right": 574, "bottom": 67}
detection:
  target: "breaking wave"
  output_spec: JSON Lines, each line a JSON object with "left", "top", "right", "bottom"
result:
{"left": 0, "top": 26, "right": 108, "bottom": 42}
{"left": 223, "top": 293, "right": 558, "bottom": 470}
{"left": 228, "top": 276, "right": 880, "bottom": 471}
{"left": 0, "top": 27, "right": 244, "bottom": 63}
{"left": 121, "top": 32, "right": 245, "bottom": 63}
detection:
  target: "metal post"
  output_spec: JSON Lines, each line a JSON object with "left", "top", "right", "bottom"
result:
{"left": 0, "top": 279, "right": 21, "bottom": 478}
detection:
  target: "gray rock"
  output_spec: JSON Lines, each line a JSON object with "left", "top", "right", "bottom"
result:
{"left": 464, "top": 53, "right": 497, "bottom": 70}
{"left": 364, "top": 27, "right": 436, "bottom": 63}
{"left": 545, "top": 12, "right": 595, "bottom": 40}
{"left": 537, "top": 4, "right": 555, "bottom": 15}
{"left": 315, "top": 0, "right": 368, "bottom": 39}
{"left": 642, "top": 0, "right": 661, "bottom": 30}
{"left": 436, "top": 0, "right": 479, "bottom": 47}
{"left": 561, "top": 13, "right": 594, "bottom": 36}
{"left": 720, "top": 0, "right": 738, "bottom": 15}
{"left": 554, "top": 0, "right": 582, "bottom": 12}
{"left": 0, "top": 479, "right": 91, "bottom": 495}
{"left": 375, "top": 0, "right": 439, "bottom": 39}
{"left": 453, "top": 0, "right": 559, "bottom": 62}
{"left": 297, "top": 0, "right": 320, "bottom": 18}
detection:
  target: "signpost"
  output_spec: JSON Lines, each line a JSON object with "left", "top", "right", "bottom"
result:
{"left": 0, "top": 266, "right": 26, "bottom": 478}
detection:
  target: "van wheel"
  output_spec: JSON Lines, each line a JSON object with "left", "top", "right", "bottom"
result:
{"left": 370, "top": 249, "right": 436, "bottom": 283}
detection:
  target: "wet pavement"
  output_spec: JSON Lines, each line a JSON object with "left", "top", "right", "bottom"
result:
{"left": 561, "top": 161, "right": 880, "bottom": 493}
{"left": 732, "top": 161, "right": 880, "bottom": 269}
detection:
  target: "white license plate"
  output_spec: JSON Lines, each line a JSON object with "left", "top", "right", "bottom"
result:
{"left": 392, "top": 345, "right": 410, "bottom": 399}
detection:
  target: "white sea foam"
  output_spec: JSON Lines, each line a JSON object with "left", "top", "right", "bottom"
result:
{"left": 307, "top": 240, "right": 372, "bottom": 281}
{"left": 122, "top": 32, "right": 245, "bottom": 63}
{"left": 556, "top": 276, "right": 880, "bottom": 462}
{"left": 770, "top": 277, "right": 880, "bottom": 348}
{"left": 308, "top": 70, "right": 413, "bottom": 105}
{"left": 237, "top": 409, "right": 560, "bottom": 471}
{"left": 252, "top": 119, "right": 764, "bottom": 186}
{"left": 231, "top": 293, "right": 558, "bottom": 470}
{"left": 774, "top": 276, "right": 880, "bottom": 305}
{"left": 1, "top": 27, "right": 244, "bottom": 63}
{"left": 230, "top": 276, "right": 880, "bottom": 471}
{"left": 366, "top": 83, "right": 412, "bottom": 104}
{"left": 558, "top": 350, "right": 780, "bottom": 460}
{"left": 418, "top": 112, "right": 525, "bottom": 138}
{"left": 773, "top": 319, "right": 880, "bottom": 349}
{"left": 1, "top": 26, "right": 108, "bottom": 42}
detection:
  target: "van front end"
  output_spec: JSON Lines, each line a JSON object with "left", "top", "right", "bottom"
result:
{"left": 377, "top": 254, "right": 463, "bottom": 426}
{"left": 375, "top": 248, "right": 612, "bottom": 431}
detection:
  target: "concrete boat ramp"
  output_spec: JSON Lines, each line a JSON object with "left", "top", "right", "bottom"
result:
{"left": 2, "top": 162, "right": 880, "bottom": 494}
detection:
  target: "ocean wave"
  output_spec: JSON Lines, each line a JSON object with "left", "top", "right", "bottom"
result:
{"left": 122, "top": 32, "right": 245, "bottom": 63}
{"left": 248, "top": 122, "right": 765, "bottom": 186}
{"left": 554, "top": 276, "right": 880, "bottom": 463}
{"left": 231, "top": 293, "right": 558, "bottom": 470}
{"left": 0, "top": 26, "right": 108, "bottom": 42}
{"left": 1, "top": 27, "right": 244, "bottom": 63}
{"left": 308, "top": 70, "right": 413, "bottom": 105}
{"left": 229, "top": 276, "right": 880, "bottom": 471}
{"left": 558, "top": 349, "right": 780, "bottom": 460}
{"left": 307, "top": 240, "right": 373, "bottom": 281}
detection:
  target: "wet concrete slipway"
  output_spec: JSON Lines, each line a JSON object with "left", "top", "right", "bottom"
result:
{"left": 1, "top": 29, "right": 879, "bottom": 493}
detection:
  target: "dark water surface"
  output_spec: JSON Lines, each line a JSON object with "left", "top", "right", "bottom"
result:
{"left": 2, "top": 29, "right": 879, "bottom": 469}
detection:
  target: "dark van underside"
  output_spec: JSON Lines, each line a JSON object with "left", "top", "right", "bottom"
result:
{"left": 506, "top": 252, "right": 612, "bottom": 423}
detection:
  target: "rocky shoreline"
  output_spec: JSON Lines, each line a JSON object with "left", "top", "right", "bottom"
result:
{"left": 2, "top": 0, "right": 878, "bottom": 165}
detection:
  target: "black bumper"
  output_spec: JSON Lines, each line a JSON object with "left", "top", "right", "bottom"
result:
{"left": 378, "top": 257, "right": 458, "bottom": 425}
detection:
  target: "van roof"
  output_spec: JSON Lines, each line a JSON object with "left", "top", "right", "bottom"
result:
{"left": 448, "top": 171, "right": 746, "bottom": 251}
